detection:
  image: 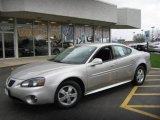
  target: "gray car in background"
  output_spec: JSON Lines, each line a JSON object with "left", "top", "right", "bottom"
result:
{"left": 148, "top": 42, "right": 160, "bottom": 53}
{"left": 5, "top": 43, "right": 151, "bottom": 108}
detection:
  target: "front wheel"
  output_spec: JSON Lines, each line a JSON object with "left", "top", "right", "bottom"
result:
{"left": 132, "top": 66, "right": 146, "bottom": 85}
{"left": 52, "top": 49, "right": 60, "bottom": 55}
{"left": 55, "top": 81, "right": 82, "bottom": 109}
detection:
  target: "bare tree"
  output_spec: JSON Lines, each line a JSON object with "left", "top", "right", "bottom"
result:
{"left": 133, "top": 34, "right": 145, "bottom": 43}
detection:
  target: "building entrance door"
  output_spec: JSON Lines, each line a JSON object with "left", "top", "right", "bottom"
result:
{"left": 0, "top": 32, "right": 15, "bottom": 58}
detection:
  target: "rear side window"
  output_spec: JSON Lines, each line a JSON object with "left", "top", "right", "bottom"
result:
{"left": 112, "top": 46, "right": 131, "bottom": 59}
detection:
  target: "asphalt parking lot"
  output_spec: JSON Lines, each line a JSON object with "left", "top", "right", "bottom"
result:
{"left": 0, "top": 66, "right": 160, "bottom": 120}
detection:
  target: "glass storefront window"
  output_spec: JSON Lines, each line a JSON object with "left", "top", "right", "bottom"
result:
{"left": 0, "top": 34, "right": 2, "bottom": 58}
{"left": 17, "top": 19, "right": 34, "bottom": 57}
{"left": 0, "top": 17, "right": 14, "bottom": 32}
{"left": 103, "top": 27, "right": 110, "bottom": 43}
{"left": 0, "top": 17, "right": 15, "bottom": 58}
{"left": 4, "top": 33, "right": 14, "bottom": 58}
{"left": 85, "top": 26, "right": 94, "bottom": 43}
{"left": 95, "top": 26, "right": 103, "bottom": 43}
{"left": 75, "top": 25, "right": 85, "bottom": 44}
{"left": 49, "top": 22, "right": 62, "bottom": 55}
{"left": 33, "top": 21, "right": 48, "bottom": 56}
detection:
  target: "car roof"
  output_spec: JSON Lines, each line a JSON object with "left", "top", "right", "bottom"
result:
{"left": 75, "top": 43, "right": 127, "bottom": 48}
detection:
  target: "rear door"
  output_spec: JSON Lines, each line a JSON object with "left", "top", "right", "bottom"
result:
{"left": 112, "top": 45, "right": 133, "bottom": 83}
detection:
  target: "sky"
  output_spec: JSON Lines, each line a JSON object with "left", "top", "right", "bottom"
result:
{"left": 98, "top": 0, "right": 160, "bottom": 41}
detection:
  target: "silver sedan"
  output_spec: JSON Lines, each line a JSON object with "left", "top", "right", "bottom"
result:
{"left": 5, "top": 43, "right": 151, "bottom": 108}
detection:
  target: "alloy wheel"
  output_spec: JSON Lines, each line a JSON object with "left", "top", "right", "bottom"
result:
{"left": 58, "top": 85, "right": 78, "bottom": 106}
{"left": 136, "top": 68, "right": 145, "bottom": 83}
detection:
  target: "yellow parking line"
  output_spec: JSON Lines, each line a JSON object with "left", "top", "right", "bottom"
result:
{"left": 134, "top": 93, "right": 160, "bottom": 96}
{"left": 121, "top": 86, "right": 160, "bottom": 120}
{"left": 128, "top": 105, "right": 160, "bottom": 108}
{"left": 139, "top": 85, "right": 160, "bottom": 87}
{"left": 146, "top": 79, "right": 160, "bottom": 82}
{"left": 147, "top": 75, "right": 160, "bottom": 76}
{"left": 122, "top": 104, "right": 160, "bottom": 119}
{"left": 120, "top": 86, "right": 138, "bottom": 107}
{"left": 125, "top": 107, "right": 160, "bottom": 119}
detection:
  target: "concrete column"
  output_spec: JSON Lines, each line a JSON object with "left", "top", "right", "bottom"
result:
{"left": 93, "top": 26, "right": 95, "bottom": 43}
{"left": 2, "top": 33, "right": 5, "bottom": 58}
{"left": 14, "top": 18, "right": 18, "bottom": 58}
{"left": 73, "top": 24, "right": 75, "bottom": 45}
{"left": 109, "top": 27, "right": 111, "bottom": 43}
{"left": 102, "top": 27, "right": 104, "bottom": 43}
{"left": 47, "top": 21, "right": 51, "bottom": 56}
{"left": 32, "top": 22, "right": 35, "bottom": 56}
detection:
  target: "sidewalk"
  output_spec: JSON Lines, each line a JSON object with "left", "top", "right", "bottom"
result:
{"left": 0, "top": 56, "right": 51, "bottom": 68}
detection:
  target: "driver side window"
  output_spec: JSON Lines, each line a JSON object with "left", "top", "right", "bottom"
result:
{"left": 93, "top": 46, "right": 113, "bottom": 62}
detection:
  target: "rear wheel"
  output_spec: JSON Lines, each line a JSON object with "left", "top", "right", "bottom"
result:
{"left": 55, "top": 81, "right": 82, "bottom": 109}
{"left": 133, "top": 66, "right": 146, "bottom": 85}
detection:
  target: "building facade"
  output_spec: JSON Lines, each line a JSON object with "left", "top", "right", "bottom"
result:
{"left": 0, "top": 0, "right": 141, "bottom": 59}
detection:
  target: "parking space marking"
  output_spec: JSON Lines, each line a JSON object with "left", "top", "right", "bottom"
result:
{"left": 146, "top": 79, "right": 160, "bottom": 81}
{"left": 138, "top": 85, "right": 160, "bottom": 87}
{"left": 128, "top": 105, "right": 160, "bottom": 108}
{"left": 134, "top": 93, "right": 160, "bottom": 96}
{"left": 147, "top": 75, "right": 160, "bottom": 76}
{"left": 121, "top": 86, "right": 138, "bottom": 107}
{"left": 121, "top": 85, "right": 160, "bottom": 120}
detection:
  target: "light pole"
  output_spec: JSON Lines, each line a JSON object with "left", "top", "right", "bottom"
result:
{"left": 141, "top": 30, "right": 144, "bottom": 43}
{"left": 151, "top": 26, "right": 155, "bottom": 42}
{"left": 141, "top": 30, "right": 144, "bottom": 35}
{"left": 133, "top": 32, "right": 135, "bottom": 41}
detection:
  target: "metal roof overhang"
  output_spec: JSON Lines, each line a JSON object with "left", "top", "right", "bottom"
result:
{"left": 0, "top": 11, "right": 116, "bottom": 27}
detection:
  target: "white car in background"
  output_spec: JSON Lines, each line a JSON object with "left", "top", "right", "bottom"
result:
{"left": 148, "top": 42, "right": 160, "bottom": 53}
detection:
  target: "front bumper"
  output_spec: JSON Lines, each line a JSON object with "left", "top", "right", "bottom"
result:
{"left": 5, "top": 78, "right": 58, "bottom": 105}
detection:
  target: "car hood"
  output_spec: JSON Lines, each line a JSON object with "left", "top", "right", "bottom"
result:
{"left": 11, "top": 61, "right": 74, "bottom": 80}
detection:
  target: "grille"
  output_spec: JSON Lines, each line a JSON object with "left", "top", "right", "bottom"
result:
{"left": 8, "top": 80, "right": 15, "bottom": 87}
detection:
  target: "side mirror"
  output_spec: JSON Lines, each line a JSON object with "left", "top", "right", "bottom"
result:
{"left": 90, "top": 58, "right": 103, "bottom": 66}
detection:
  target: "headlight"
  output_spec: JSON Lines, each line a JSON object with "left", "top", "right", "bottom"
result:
{"left": 21, "top": 77, "right": 45, "bottom": 87}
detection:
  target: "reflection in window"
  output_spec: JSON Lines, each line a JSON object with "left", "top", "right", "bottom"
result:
{"left": 33, "top": 21, "right": 48, "bottom": 56}
{"left": 49, "top": 22, "right": 62, "bottom": 55}
{"left": 0, "top": 17, "right": 15, "bottom": 58}
{"left": 4, "top": 33, "right": 14, "bottom": 58}
{"left": 0, "top": 17, "right": 14, "bottom": 32}
{"left": 95, "top": 26, "right": 102, "bottom": 43}
{"left": 85, "top": 26, "right": 94, "bottom": 43}
{"left": 62, "top": 24, "right": 74, "bottom": 43}
{"left": 17, "top": 19, "right": 34, "bottom": 57}
{"left": 103, "top": 27, "right": 109, "bottom": 43}
{"left": 75, "top": 25, "right": 85, "bottom": 44}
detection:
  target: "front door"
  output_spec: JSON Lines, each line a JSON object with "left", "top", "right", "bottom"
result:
{"left": 87, "top": 46, "right": 117, "bottom": 92}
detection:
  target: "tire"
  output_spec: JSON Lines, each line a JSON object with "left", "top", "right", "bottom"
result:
{"left": 132, "top": 66, "right": 146, "bottom": 85}
{"left": 52, "top": 49, "right": 60, "bottom": 55}
{"left": 55, "top": 81, "right": 82, "bottom": 109}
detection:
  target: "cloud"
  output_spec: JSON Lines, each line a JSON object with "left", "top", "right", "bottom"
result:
{"left": 98, "top": 0, "right": 160, "bottom": 40}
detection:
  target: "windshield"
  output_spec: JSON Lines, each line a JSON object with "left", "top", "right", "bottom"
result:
{"left": 50, "top": 46, "right": 97, "bottom": 64}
